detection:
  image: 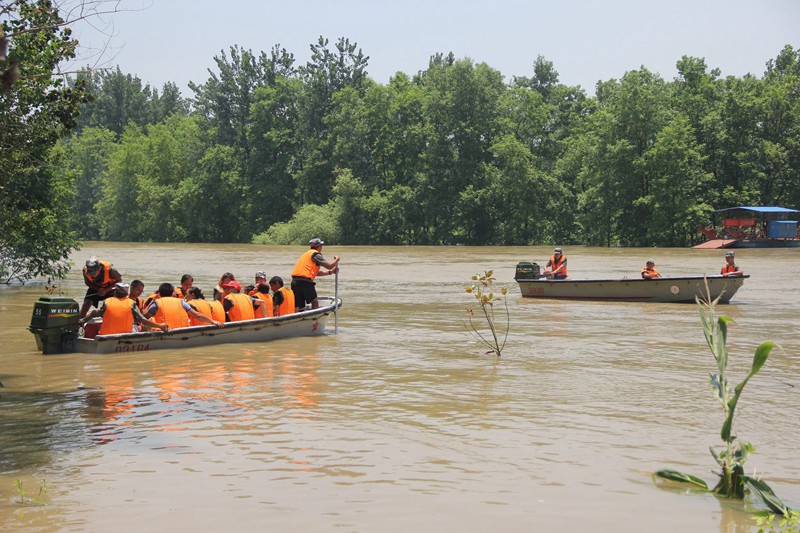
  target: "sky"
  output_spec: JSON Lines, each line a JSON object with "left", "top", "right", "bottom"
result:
{"left": 69, "top": 0, "right": 800, "bottom": 96}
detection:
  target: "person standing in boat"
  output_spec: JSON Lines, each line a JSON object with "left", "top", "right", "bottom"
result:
{"left": 81, "top": 283, "right": 169, "bottom": 335}
{"left": 146, "top": 282, "right": 224, "bottom": 329}
{"left": 291, "top": 238, "right": 340, "bottom": 311}
{"left": 641, "top": 259, "right": 662, "bottom": 279}
{"left": 544, "top": 248, "right": 569, "bottom": 280}
{"left": 721, "top": 251, "right": 744, "bottom": 276}
{"left": 80, "top": 256, "right": 123, "bottom": 317}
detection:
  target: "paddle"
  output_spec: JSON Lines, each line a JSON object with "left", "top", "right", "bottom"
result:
{"left": 334, "top": 269, "right": 339, "bottom": 334}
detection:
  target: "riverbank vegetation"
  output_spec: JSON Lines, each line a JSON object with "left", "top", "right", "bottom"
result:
{"left": 2, "top": 2, "right": 800, "bottom": 281}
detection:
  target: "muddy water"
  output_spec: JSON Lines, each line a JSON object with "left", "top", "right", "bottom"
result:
{"left": 1, "top": 244, "right": 798, "bottom": 532}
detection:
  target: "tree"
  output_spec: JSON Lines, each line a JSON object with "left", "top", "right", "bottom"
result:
{"left": 0, "top": 0, "right": 93, "bottom": 282}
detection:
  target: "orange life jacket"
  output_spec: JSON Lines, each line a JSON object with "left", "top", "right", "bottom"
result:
{"left": 174, "top": 287, "right": 186, "bottom": 298}
{"left": 153, "top": 297, "right": 190, "bottom": 329}
{"left": 225, "top": 293, "right": 255, "bottom": 322}
{"left": 209, "top": 300, "right": 226, "bottom": 322}
{"left": 549, "top": 255, "right": 568, "bottom": 278}
{"left": 188, "top": 299, "right": 213, "bottom": 325}
{"left": 132, "top": 296, "right": 145, "bottom": 313}
{"left": 253, "top": 293, "right": 273, "bottom": 318}
{"left": 83, "top": 261, "right": 115, "bottom": 288}
{"left": 721, "top": 264, "right": 738, "bottom": 275}
{"left": 98, "top": 297, "right": 135, "bottom": 336}
{"left": 641, "top": 267, "right": 661, "bottom": 279}
{"left": 275, "top": 287, "right": 295, "bottom": 316}
{"left": 143, "top": 292, "right": 160, "bottom": 309}
{"left": 292, "top": 249, "right": 321, "bottom": 280}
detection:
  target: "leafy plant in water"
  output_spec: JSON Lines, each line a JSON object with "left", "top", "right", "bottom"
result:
{"left": 655, "top": 286, "right": 791, "bottom": 516}
{"left": 15, "top": 479, "right": 48, "bottom": 506}
{"left": 464, "top": 271, "right": 509, "bottom": 356}
{"left": 755, "top": 509, "right": 800, "bottom": 532}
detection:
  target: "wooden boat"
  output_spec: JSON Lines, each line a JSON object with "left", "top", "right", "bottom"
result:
{"left": 694, "top": 206, "right": 800, "bottom": 249}
{"left": 515, "top": 275, "right": 748, "bottom": 303}
{"left": 29, "top": 296, "right": 341, "bottom": 354}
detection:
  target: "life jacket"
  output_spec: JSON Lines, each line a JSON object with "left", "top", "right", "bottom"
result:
{"left": 253, "top": 293, "right": 273, "bottom": 318}
{"left": 131, "top": 296, "right": 145, "bottom": 312}
{"left": 83, "top": 261, "right": 115, "bottom": 288}
{"left": 98, "top": 297, "right": 134, "bottom": 336}
{"left": 153, "top": 297, "right": 190, "bottom": 329}
{"left": 174, "top": 287, "right": 186, "bottom": 298}
{"left": 143, "top": 292, "right": 160, "bottom": 309}
{"left": 188, "top": 299, "right": 213, "bottom": 325}
{"left": 275, "top": 287, "right": 295, "bottom": 316}
{"left": 225, "top": 293, "right": 255, "bottom": 322}
{"left": 292, "top": 249, "right": 321, "bottom": 280}
{"left": 721, "top": 264, "right": 738, "bottom": 275}
{"left": 549, "top": 255, "right": 567, "bottom": 278}
{"left": 209, "top": 300, "right": 226, "bottom": 322}
{"left": 641, "top": 267, "right": 661, "bottom": 279}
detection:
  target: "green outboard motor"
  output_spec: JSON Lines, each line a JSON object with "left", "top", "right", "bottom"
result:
{"left": 28, "top": 297, "right": 80, "bottom": 354}
{"left": 514, "top": 261, "right": 541, "bottom": 280}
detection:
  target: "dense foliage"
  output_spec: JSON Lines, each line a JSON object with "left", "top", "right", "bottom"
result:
{"left": 1, "top": 0, "right": 88, "bottom": 282}
{"left": 5, "top": 1, "right": 800, "bottom": 258}
{"left": 64, "top": 43, "right": 800, "bottom": 246}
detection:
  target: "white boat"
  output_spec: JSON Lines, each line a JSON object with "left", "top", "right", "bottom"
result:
{"left": 515, "top": 275, "right": 748, "bottom": 303}
{"left": 29, "top": 296, "right": 341, "bottom": 354}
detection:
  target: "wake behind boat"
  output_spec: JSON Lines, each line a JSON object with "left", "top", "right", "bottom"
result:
{"left": 513, "top": 263, "right": 747, "bottom": 303}
{"left": 29, "top": 296, "right": 341, "bottom": 354}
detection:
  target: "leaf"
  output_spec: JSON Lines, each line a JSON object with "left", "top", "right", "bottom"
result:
{"left": 654, "top": 469, "right": 709, "bottom": 489}
{"left": 750, "top": 342, "right": 776, "bottom": 377}
{"left": 744, "top": 476, "right": 791, "bottom": 516}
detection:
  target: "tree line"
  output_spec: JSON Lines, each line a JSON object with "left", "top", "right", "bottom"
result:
{"left": 3, "top": 1, "right": 799, "bottom": 281}
{"left": 66, "top": 42, "right": 800, "bottom": 248}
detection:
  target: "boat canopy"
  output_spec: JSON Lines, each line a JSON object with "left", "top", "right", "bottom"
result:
{"left": 716, "top": 206, "right": 799, "bottom": 214}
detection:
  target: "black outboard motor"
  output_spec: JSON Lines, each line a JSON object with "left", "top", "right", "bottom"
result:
{"left": 514, "top": 261, "right": 542, "bottom": 280}
{"left": 28, "top": 297, "right": 80, "bottom": 354}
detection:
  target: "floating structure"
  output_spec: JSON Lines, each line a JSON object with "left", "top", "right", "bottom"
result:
{"left": 694, "top": 206, "right": 799, "bottom": 248}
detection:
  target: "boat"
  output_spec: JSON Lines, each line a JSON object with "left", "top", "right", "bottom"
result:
{"left": 514, "top": 270, "right": 748, "bottom": 303}
{"left": 29, "top": 296, "right": 341, "bottom": 354}
{"left": 694, "top": 206, "right": 800, "bottom": 249}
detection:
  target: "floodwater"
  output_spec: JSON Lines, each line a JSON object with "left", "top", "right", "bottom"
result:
{"left": 1, "top": 244, "right": 798, "bottom": 533}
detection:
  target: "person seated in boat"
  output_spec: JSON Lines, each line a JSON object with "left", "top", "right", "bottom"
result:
{"left": 184, "top": 287, "right": 215, "bottom": 325}
{"left": 146, "top": 282, "right": 224, "bottom": 329}
{"left": 129, "top": 280, "right": 146, "bottom": 313}
{"left": 641, "top": 259, "right": 661, "bottom": 279}
{"left": 247, "top": 271, "right": 268, "bottom": 296}
{"left": 721, "top": 251, "right": 744, "bottom": 277}
{"left": 173, "top": 274, "right": 194, "bottom": 298}
{"left": 81, "top": 283, "right": 169, "bottom": 335}
{"left": 543, "top": 248, "right": 569, "bottom": 280}
{"left": 213, "top": 272, "right": 236, "bottom": 302}
{"left": 252, "top": 283, "right": 274, "bottom": 318}
{"left": 221, "top": 280, "right": 265, "bottom": 322}
{"left": 79, "top": 256, "right": 123, "bottom": 317}
{"left": 269, "top": 276, "right": 294, "bottom": 316}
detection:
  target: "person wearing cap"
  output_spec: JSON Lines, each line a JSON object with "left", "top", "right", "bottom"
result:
{"left": 221, "top": 280, "right": 265, "bottom": 322}
{"left": 721, "top": 251, "right": 744, "bottom": 277}
{"left": 641, "top": 259, "right": 662, "bottom": 279}
{"left": 269, "top": 276, "right": 295, "bottom": 317}
{"left": 80, "top": 256, "right": 123, "bottom": 317}
{"left": 81, "top": 283, "right": 169, "bottom": 335}
{"left": 291, "top": 238, "right": 340, "bottom": 310}
{"left": 146, "top": 283, "right": 225, "bottom": 329}
{"left": 544, "top": 248, "right": 569, "bottom": 280}
{"left": 247, "top": 271, "right": 268, "bottom": 296}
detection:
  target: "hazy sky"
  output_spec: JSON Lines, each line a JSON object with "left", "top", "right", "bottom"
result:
{"left": 71, "top": 0, "right": 800, "bottom": 95}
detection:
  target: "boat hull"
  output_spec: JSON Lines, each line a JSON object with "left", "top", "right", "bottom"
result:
{"left": 516, "top": 276, "right": 748, "bottom": 303}
{"left": 73, "top": 297, "right": 341, "bottom": 354}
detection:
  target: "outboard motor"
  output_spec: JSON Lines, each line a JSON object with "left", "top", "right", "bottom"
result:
{"left": 28, "top": 297, "right": 80, "bottom": 354}
{"left": 514, "top": 261, "right": 542, "bottom": 280}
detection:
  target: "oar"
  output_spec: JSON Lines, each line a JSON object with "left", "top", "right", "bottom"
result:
{"left": 334, "top": 269, "right": 339, "bottom": 334}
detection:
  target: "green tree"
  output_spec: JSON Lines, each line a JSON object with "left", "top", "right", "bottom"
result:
{"left": 0, "top": 0, "right": 88, "bottom": 282}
